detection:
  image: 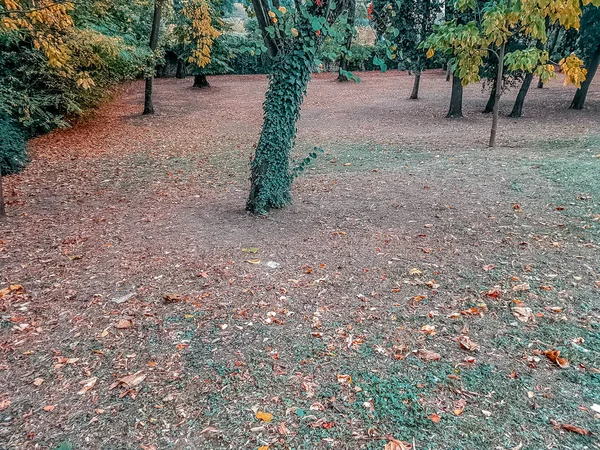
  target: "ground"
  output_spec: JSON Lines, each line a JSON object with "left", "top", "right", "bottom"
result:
{"left": 0, "top": 71, "right": 599, "bottom": 450}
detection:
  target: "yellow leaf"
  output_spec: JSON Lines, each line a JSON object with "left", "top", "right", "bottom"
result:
{"left": 426, "top": 48, "right": 435, "bottom": 59}
{"left": 256, "top": 411, "right": 273, "bottom": 422}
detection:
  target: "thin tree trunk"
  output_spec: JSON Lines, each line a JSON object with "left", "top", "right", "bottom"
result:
{"left": 410, "top": 72, "right": 421, "bottom": 99}
{"left": 537, "top": 77, "right": 544, "bottom": 89}
{"left": 143, "top": 0, "right": 163, "bottom": 115}
{"left": 570, "top": 44, "right": 600, "bottom": 110}
{"left": 446, "top": 75, "right": 463, "bottom": 118}
{"left": 489, "top": 42, "right": 506, "bottom": 147}
{"left": 483, "top": 79, "right": 497, "bottom": 113}
{"left": 247, "top": 51, "right": 312, "bottom": 214}
{"left": 337, "top": 0, "right": 356, "bottom": 81}
{"left": 176, "top": 59, "right": 186, "bottom": 79}
{"left": 446, "top": 61, "right": 452, "bottom": 81}
{"left": 509, "top": 72, "right": 534, "bottom": 118}
{"left": 0, "top": 173, "right": 5, "bottom": 218}
{"left": 193, "top": 74, "right": 209, "bottom": 88}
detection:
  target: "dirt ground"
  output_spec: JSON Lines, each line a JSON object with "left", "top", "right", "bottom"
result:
{"left": 0, "top": 70, "right": 599, "bottom": 450}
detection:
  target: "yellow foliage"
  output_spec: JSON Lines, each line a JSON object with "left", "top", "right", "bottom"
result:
{"left": 1, "top": 0, "right": 74, "bottom": 69}
{"left": 182, "top": 0, "right": 220, "bottom": 68}
{"left": 559, "top": 53, "right": 587, "bottom": 88}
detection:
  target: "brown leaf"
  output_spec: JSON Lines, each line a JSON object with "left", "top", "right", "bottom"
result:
{"left": 416, "top": 349, "right": 441, "bottom": 361}
{"left": 512, "top": 307, "right": 535, "bottom": 323}
{"left": 458, "top": 336, "right": 479, "bottom": 352}
{"left": 544, "top": 349, "right": 569, "bottom": 369}
{"left": 163, "top": 293, "right": 185, "bottom": 303}
{"left": 482, "top": 264, "right": 496, "bottom": 272}
{"left": 428, "top": 413, "right": 441, "bottom": 423}
{"left": 77, "top": 377, "right": 98, "bottom": 395}
{"left": 420, "top": 325, "right": 436, "bottom": 336}
{"left": 551, "top": 419, "right": 591, "bottom": 435}
{"left": 115, "top": 319, "right": 133, "bottom": 329}
{"left": 384, "top": 438, "right": 412, "bottom": 450}
{"left": 43, "top": 405, "right": 55, "bottom": 412}
{"left": 110, "top": 371, "right": 146, "bottom": 390}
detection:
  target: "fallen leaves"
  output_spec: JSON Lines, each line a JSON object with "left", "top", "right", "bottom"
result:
{"left": 428, "top": 413, "right": 441, "bottom": 423}
{"left": 384, "top": 438, "right": 412, "bottom": 450}
{"left": 0, "top": 284, "right": 23, "bottom": 298}
{"left": 415, "top": 349, "right": 441, "bottom": 361}
{"left": 163, "top": 293, "right": 185, "bottom": 303}
{"left": 337, "top": 374, "right": 352, "bottom": 385}
{"left": 242, "top": 247, "right": 260, "bottom": 253}
{"left": 420, "top": 325, "right": 436, "bottom": 336}
{"left": 458, "top": 336, "right": 479, "bottom": 352}
{"left": 551, "top": 420, "right": 591, "bottom": 435}
{"left": 115, "top": 319, "right": 133, "bottom": 329}
{"left": 32, "top": 377, "right": 45, "bottom": 386}
{"left": 256, "top": 411, "right": 273, "bottom": 422}
{"left": 512, "top": 307, "right": 535, "bottom": 323}
{"left": 544, "top": 349, "right": 569, "bottom": 369}
{"left": 482, "top": 264, "right": 496, "bottom": 272}
{"left": 77, "top": 377, "right": 98, "bottom": 395}
{"left": 109, "top": 371, "right": 146, "bottom": 390}
{"left": 408, "top": 268, "right": 422, "bottom": 276}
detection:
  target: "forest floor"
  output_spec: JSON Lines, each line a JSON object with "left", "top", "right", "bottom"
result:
{"left": 0, "top": 70, "right": 599, "bottom": 450}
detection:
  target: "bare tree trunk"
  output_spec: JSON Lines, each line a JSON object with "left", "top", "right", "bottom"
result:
{"left": 570, "top": 44, "right": 600, "bottom": 110}
{"left": 193, "top": 74, "right": 210, "bottom": 88}
{"left": 446, "top": 75, "right": 463, "bottom": 118}
{"left": 446, "top": 61, "right": 452, "bottom": 81}
{"left": 509, "top": 72, "right": 534, "bottom": 118}
{"left": 483, "top": 79, "right": 497, "bottom": 113}
{"left": 176, "top": 59, "right": 186, "bottom": 79}
{"left": 537, "top": 77, "right": 544, "bottom": 89}
{"left": 337, "top": 0, "right": 356, "bottom": 81}
{"left": 489, "top": 43, "right": 506, "bottom": 147}
{"left": 0, "top": 173, "right": 5, "bottom": 218}
{"left": 143, "top": 0, "right": 163, "bottom": 115}
{"left": 410, "top": 72, "right": 421, "bottom": 99}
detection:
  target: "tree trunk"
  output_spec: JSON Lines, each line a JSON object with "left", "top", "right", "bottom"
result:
{"left": 483, "top": 80, "right": 497, "bottom": 113}
{"left": 0, "top": 173, "right": 5, "bottom": 218}
{"left": 570, "top": 44, "right": 600, "bottom": 110}
{"left": 143, "top": 0, "right": 163, "bottom": 115}
{"left": 446, "top": 61, "right": 452, "bottom": 81}
{"left": 337, "top": 0, "right": 356, "bottom": 82}
{"left": 176, "top": 59, "right": 186, "bottom": 79}
{"left": 410, "top": 72, "right": 421, "bottom": 99}
{"left": 489, "top": 42, "right": 506, "bottom": 148}
{"left": 246, "top": 51, "right": 313, "bottom": 215}
{"left": 446, "top": 75, "right": 463, "bottom": 118}
{"left": 537, "top": 77, "right": 544, "bottom": 89}
{"left": 509, "top": 72, "right": 534, "bottom": 118}
{"left": 193, "top": 74, "right": 210, "bottom": 88}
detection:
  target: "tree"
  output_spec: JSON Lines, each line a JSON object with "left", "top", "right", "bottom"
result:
{"left": 181, "top": 0, "right": 221, "bottom": 88}
{"left": 425, "top": 0, "right": 595, "bottom": 147}
{"left": 570, "top": 6, "right": 600, "bottom": 109}
{"left": 143, "top": 0, "right": 165, "bottom": 115}
{"left": 246, "top": 0, "right": 351, "bottom": 214}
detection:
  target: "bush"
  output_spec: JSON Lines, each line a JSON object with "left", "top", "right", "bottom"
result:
{"left": 0, "top": 115, "right": 28, "bottom": 176}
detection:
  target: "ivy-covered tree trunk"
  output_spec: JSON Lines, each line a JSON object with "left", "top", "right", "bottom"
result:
{"left": 509, "top": 72, "right": 534, "bottom": 118}
{"left": 483, "top": 79, "right": 497, "bottom": 113}
{"left": 143, "top": 0, "right": 163, "bottom": 115}
{"left": 0, "top": 174, "right": 5, "bottom": 218}
{"left": 446, "top": 74, "right": 463, "bottom": 118}
{"left": 410, "top": 72, "right": 421, "bottom": 99}
{"left": 246, "top": 52, "right": 312, "bottom": 214}
{"left": 337, "top": 0, "right": 356, "bottom": 82}
{"left": 193, "top": 73, "right": 210, "bottom": 88}
{"left": 176, "top": 60, "right": 186, "bottom": 79}
{"left": 570, "top": 44, "right": 600, "bottom": 110}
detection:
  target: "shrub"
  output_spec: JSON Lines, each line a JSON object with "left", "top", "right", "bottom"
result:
{"left": 0, "top": 115, "right": 28, "bottom": 176}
